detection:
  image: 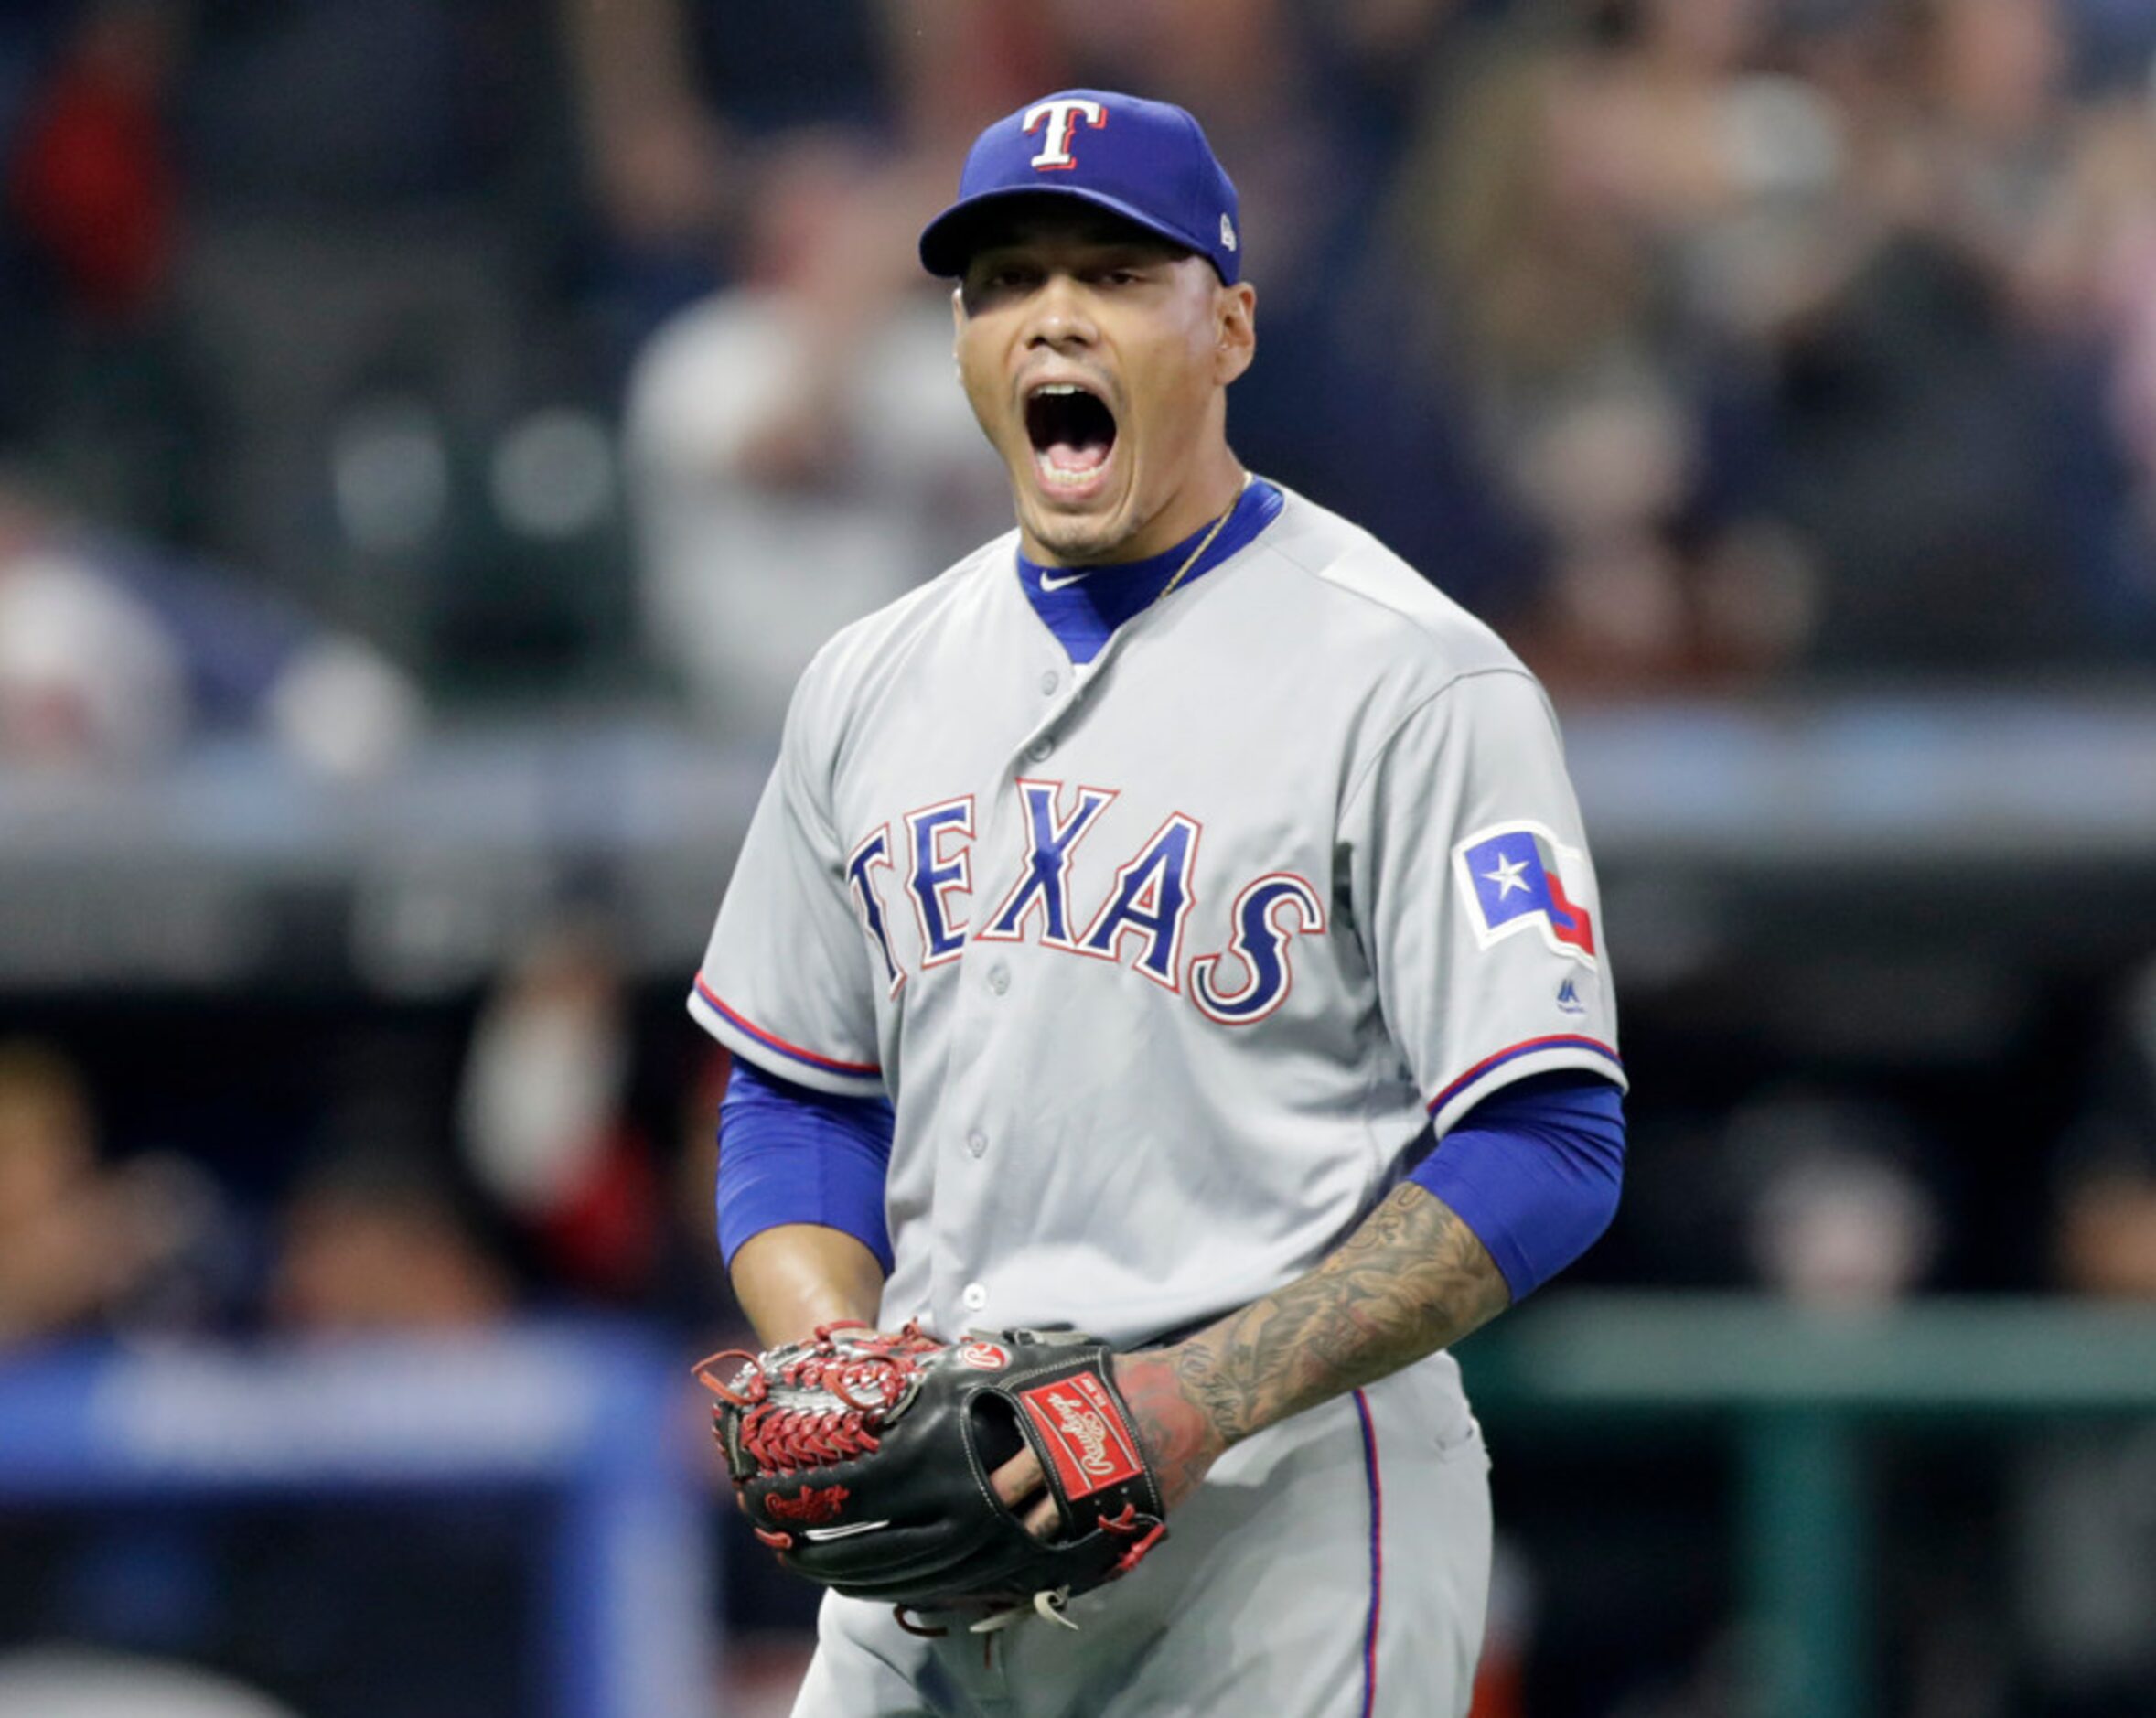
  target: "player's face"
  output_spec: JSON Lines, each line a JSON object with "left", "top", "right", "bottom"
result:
{"left": 953, "top": 209, "right": 1256, "bottom": 565}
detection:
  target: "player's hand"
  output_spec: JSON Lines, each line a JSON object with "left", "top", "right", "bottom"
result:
{"left": 989, "top": 1444, "right": 1062, "bottom": 1539}
{"left": 990, "top": 1346, "right": 1227, "bottom": 1539}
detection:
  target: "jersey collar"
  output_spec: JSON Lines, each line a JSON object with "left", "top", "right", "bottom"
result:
{"left": 1014, "top": 478, "right": 1284, "bottom": 666}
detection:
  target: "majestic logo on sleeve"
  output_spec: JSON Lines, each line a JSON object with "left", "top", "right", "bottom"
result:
{"left": 1024, "top": 97, "right": 1107, "bottom": 170}
{"left": 1453, "top": 821, "right": 1598, "bottom": 968}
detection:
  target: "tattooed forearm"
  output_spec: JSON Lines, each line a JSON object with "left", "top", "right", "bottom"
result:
{"left": 1119, "top": 1185, "right": 1509, "bottom": 1483}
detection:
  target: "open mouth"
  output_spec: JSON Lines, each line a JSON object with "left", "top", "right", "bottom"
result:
{"left": 1024, "top": 383, "right": 1118, "bottom": 490}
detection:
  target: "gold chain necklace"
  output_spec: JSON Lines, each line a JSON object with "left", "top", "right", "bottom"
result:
{"left": 1157, "top": 471, "right": 1250, "bottom": 601}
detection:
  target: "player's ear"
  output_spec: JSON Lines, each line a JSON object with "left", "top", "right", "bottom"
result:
{"left": 1214, "top": 281, "right": 1256, "bottom": 386}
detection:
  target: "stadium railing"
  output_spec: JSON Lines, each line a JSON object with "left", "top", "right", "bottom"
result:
{"left": 0, "top": 1324, "right": 717, "bottom": 1718}
{"left": 1464, "top": 1292, "right": 2156, "bottom": 1718}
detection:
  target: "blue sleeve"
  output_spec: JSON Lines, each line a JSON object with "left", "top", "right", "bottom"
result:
{"left": 1408, "top": 1070, "right": 1625, "bottom": 1301}
{"left": 715, "top": 1055, "right": 896, "bottom": 1272}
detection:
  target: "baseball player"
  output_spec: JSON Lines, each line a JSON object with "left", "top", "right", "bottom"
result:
{"left": 689, "top": 90, "right": 1627, "bottom": 1716}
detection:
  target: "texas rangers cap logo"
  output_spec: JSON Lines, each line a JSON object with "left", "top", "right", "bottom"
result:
{"left": 1453, "top": 821, "right": 1598, "bottom": 967}
{"left": 917, "top": 88, "right": 1243, "bottom": 285}
{"left": 1024, "top": 97, "right": 1105, "bottom": 170}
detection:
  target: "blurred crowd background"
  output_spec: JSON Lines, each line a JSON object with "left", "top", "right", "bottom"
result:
{"left": 4, "top": 1, "right": 2156, "bottom": 1715}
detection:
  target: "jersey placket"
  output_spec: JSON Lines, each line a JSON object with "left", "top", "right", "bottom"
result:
{"left": 920, "top": 639, "right": 1099, "bottom": 1335}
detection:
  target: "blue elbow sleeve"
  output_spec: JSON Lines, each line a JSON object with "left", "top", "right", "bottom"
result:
{"left": 1409, "top": 1070, "right": 1625, "bottom": 1300}
{"left": 716, "top": 1056, "right": 896, "bottom": 1272}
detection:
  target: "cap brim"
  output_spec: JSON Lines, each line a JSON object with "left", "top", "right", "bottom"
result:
{"left": 918, "top": 186, "right": 1212, "bottom": 279}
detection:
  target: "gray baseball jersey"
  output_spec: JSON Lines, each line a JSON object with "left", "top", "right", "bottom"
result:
{"left": 688, "top": 480, "right": 1624, "bottom": 1353}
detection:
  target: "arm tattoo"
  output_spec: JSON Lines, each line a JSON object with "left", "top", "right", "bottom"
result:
{"left": 1166, "top": 1183, "right": 1509, "bottom": 1450}
{"left": 1111, "top": 1348, "right": 1227, "bottom": 1508}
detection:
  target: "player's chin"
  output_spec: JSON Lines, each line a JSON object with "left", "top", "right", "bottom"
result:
{"left": 1019, "top": 462, "right": 1132, "bottom": 555}
{"left": 1023, "top": 496, "right": 1132, "bottom": 564}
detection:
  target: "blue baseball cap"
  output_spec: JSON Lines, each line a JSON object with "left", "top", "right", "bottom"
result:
{"left": 918, "top": 90, "right": 1242, "bottom": 284}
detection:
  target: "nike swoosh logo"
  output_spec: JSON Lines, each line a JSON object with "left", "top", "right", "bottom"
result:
{"left": 801, "top": 1519, "right": 893, "bottom": 1541}
{"left": 1038, "top": 571, "right": 1089, "bottom": 592}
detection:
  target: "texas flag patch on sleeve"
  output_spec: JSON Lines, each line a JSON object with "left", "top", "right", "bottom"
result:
{"left": 1453, "top": 821, "right": 1598, "bottom": 967}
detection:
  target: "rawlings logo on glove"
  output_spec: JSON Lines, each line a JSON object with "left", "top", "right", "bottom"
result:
{"left": 765, "top": 1483, "right": 852, "bottom": 1526}
{"left": 692, "top": 1322, "right": 1168, "bottom": 1630}
{"left": 1018, "top": 1376, "right": 1144, "bottom": 1496}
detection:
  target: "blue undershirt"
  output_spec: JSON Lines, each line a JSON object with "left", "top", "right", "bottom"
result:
{"left": 1014, "top": 478, "right": 1285, "bottom": 665}
{"left": 1404, "top": 1070, "right": 1625, "bottom": 1299}
{"left": 715, "top": 1057, "right": 1623, "bottom": 1301}
{"left": 716, "top": 1058, "right": 895, "bottom": 1272}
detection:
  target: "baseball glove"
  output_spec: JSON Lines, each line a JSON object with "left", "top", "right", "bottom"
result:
{"left": 693, "top": 1321, "right": 1168, "bottom": 1629}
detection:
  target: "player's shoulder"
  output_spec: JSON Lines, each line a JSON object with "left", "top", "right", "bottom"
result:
{"left": 782, "top": 531, "right": 1020, "bottom": 745}
{"left": 806, "top": 530, "right": 1014, "bottom": 678}
{"left": 1245, "top": 483, "right": 1529, "bottom": 688}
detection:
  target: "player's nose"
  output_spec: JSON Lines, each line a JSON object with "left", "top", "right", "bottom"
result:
{"left": 1023, "top": 273, "right": 1097, "bottom": 350}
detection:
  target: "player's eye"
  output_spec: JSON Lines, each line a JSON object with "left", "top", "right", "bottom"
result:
{"left": 961, "top": 264, "right": 1038, "bottom": 311}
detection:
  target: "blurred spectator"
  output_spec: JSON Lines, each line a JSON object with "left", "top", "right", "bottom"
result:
{"left": 456, "top": 910, "right": 660, "bottom": 1300}
{"left": 555, "top": 0, "right": 739, "bottom": 341}
{"left": 1368, "top": 0, "right": 2156, "bottom": 690}
{"left": 2, "top": 2, "right": 204, "bottom": 542}
{"left": 1747, "top": 1127, "right": 1943, "bottom": 1305}
{"left": 0, "top": 476, "right": 185, "bottom": 766}
{"left": 2019, "top": 81, "right": 2156, "bottom": 642}
{"left": 167, "top": 0, "right": 610, "bottom": 675}
{"left": 0, "top": 471, "right": 423, "bottom": 772}
{"left": 0, "top": 1039, "right": 228, "bottom": 1346}
{"left": 2013, "top": 953, "right": 2156, "bottom": 1717}
{"left": 2050, "top": 954, "right": 2156, "bottom": 1299}
{"left": 1383, "top": 2, "right": 1828, "bottom": 685}
{"left": 0, "top": 1649, "right": 300, "bottom": 1718}
{"left": 622, "top": 129, "right": 1011, "bottom": 735}
{"left": 242, "top": 1147, "right": 528, "bottom": 1718}
{"left": 1754, "top": 0, "right": 2097, "bottom": 672}
{"left": 561, "top": 0, "right": 1057, "bottom": 348}
{"left": 268, "top": 1147, "right": 511, "bottom": 1333}
{"left": 7, "top": 1, "right": 181, "bottom": 325}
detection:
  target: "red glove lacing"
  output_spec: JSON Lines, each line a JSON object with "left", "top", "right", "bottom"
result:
{"left": 693, "top": 1320, "right": 941, "bottom": 1474}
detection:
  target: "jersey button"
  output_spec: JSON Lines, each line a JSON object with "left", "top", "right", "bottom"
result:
{"left": 961, "top": 1283, "right": 989, "bottom": 1312}
{"left": 987, "top": 963, "right": 1010, "bottom": 995}
{"left": 1039, "top": 671, "right": 1059, "bottom": 695}
{"left": 966, "top": 1130, "right": 987, "bottom": 1157}
{"left": 1026, "top": 738, "right": 1053, "bottom": 762}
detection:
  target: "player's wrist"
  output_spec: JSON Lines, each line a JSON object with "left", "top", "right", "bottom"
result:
{"left": 1109, "top": 1345, "right": 1234, "bottom": 1512}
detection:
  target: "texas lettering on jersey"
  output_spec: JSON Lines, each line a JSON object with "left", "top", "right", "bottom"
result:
{"left": 845, "top": 778, "right": 1326, "bottom": 1023}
